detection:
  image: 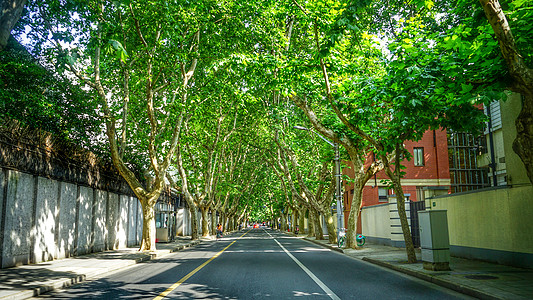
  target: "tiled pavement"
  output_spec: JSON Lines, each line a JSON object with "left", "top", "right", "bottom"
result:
{"left": 304, "top": 236, "right": 533, "bottom": 300}
{"left": 0, "top": 237, "right": 201, "bottom": 300}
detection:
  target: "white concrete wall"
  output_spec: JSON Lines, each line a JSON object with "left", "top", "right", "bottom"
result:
{"left": 76, "top": 186, "right": 93, "bottom": 255}
{"left": 136, "top": 200, "right": 142, "bottom": 244}
{"left": 93, "top": 190, "right": 107, "bottom": 252}
{"left": 176, "top": 208, "right": 185, "bottom": 235}
{"left": 117, "top": 195, "right": 129, "bottom": 249}
{"left": 1, "top": 171, "right": 33, "bottom": 268}
{"left": 127, "top": 196, "right": 139, "bottom": 247}
{"left": 32, "top": 177, "right": 58, "bottom": 263}
{"left": 0, "top": 169, "right": 152, "bottom": 268}
{"left": 107, "top": 193, "right": 120, "bottom": 250}
{"left": 57, "top": 182, "right": 76, "bottom": 259}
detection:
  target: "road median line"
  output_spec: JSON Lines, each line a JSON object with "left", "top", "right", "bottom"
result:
{"left": 153, "top": 230, "right": 251, "bottom": 300}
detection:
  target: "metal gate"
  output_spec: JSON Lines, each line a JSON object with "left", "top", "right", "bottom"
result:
{"left": 410, "top": 200, "right": 426, "bottom": 248}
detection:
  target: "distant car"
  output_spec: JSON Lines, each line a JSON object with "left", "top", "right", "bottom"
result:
{"left": 253, "top": 223, "right": 259, "bottom": 228}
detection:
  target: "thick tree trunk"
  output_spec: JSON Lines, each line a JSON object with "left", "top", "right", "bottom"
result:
{"left": 480, "top": 0, "right": 533, "bottom": 185}
{"left": 210, "top": 211, "right": 216, "bottom": 235}
{"left": 346, "top": 181, "right": 363, "bottom": 249}
{"left": 188, "top": 205, "right": 199, "bottom": 240}
{"left": 299, "top": 209, "right": 306, "bottom": 234}
{"left": 280, "top": 213, "right": 287, "bottom": 231}
{"left": 292, "top": 208, "right": 300, "bottom": 233}
{"left": 307, "top": 211, "right": 315, "bottom": 237}
{"left": 323, "top": 208, "right": 337, "bottom": 244}
{"left": 314, "top": 209, "right": 324, "bottom": 240}
{"left": 221, "top": 212, "right": 227, "bottom": 231}
{"left": 513, "top": 94, "right": 533, "bottom": 183}
{"left": 0, "top": 0, "right": 27, "bottom": 51}
{"left": 201, "top": 207, "right": 210, "bottom": 237}
{"left": 139, "top": 199, "right": 156, "bottom": 251}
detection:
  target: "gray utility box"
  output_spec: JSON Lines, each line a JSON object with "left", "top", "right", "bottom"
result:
{"left": 418, "top": 210, "right": 451, "bottom": 271}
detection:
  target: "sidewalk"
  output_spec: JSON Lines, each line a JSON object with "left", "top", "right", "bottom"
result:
{"left": 0, "top": 237, "right": 201, "bottom": 300}
{"left": 303, "top": 236, "right": 533, "bottom": 300}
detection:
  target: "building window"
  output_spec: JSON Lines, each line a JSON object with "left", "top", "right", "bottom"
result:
{"left": 447, "top": 131, "right": 490, "bottom": 193}
{"left": 378, "top": 187, "right": 388, "bottom": 202}
{"left": 413, "top": 147, "right": 424, "bottom": 166}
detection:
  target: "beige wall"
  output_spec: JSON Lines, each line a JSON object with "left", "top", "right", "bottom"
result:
{"left": 500, "top": 94, "right": 530, "bottom": 186}
{"left": 430, "top": 185, "right": 533, "bottom": 254}
{"left": 361, "top": 203, "right": 391, "bottom": 240}
{"left": 361, "top": 184, "right": 533, "bottom": 258}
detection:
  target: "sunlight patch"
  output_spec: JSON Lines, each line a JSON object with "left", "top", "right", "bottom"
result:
{"left": 293, "top": 291, "right": 325, "bottom": 296}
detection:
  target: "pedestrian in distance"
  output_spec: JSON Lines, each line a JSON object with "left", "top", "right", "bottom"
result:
{"left": 216, "top": 223, "right": 223, "bottom": 240}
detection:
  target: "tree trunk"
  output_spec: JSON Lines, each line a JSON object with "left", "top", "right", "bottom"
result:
{"left": 387, "top": 171, "right": 417, "bottom": 263}
{"left": 280, "top": 213, "right": 287, "bottom": 231}
{"left": 313, "top": 209, "right": 324, "bottom": 240}
{"left": 307, "top": 211, "right": 315, "bottom": 237}
{"left": 299, "top": 209, "right": 306, "bottom": 234}
{"left": 188, "top": 205, "right": 199, "bottom": 240}
{"left": 323, "top": 208, "right": 337, "bottom": 244}
{"left": 346, "top": 181, "right": 363, "bottom": 249}
{"left": 210, "top": 211, "right": 216, "bottom": 235}
{"left": 139, "top": 199, "right": 156, "bottom": 251}
{"left": 0, "top": 0, "right": 27, "bottom": 51}
{"left": 293, "top": 209, "right": 299, "bottom": 233}
{"left": 220, "top": 212, "right": 225, "bottom": 231}
{"left": 513, "top": 93, "right": 533, "bottom": 184}
{"left": 479, "top": 0, "right": 533, "bottom": 185}
{"left": 201, "top": 207, "right": 210, "bottom": 237}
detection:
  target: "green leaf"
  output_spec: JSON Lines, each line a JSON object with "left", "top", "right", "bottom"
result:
{"left": 461, "top": 83, "right": 473, "bottom": 94}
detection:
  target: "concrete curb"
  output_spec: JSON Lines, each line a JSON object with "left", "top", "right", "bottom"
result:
{"left": 361, "top": 257, "right": 500, "bottom": 300}
{"left": 0, "top": 240, "right": 202, "bottom": 300}
{"left": 303, "top": 237, "right": 344, "bottom": 254}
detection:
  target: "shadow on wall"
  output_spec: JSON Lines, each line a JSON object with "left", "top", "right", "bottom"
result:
{"left": 0, "top": 169, "right": 143, "bottom": 269}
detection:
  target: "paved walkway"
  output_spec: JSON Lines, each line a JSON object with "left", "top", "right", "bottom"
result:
{"left": 0, "top": 237, "right": 202, "bottom": 300}
{"left": 304, "top": 236, "right": 533, "bottom": 300}
{"left": 1, "top": 232, "right": 532, "bottom": 299}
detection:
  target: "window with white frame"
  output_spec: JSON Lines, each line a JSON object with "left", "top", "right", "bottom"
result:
{"left": 413, "top": 147, "right": 424, "bottom": 166}
{"left": 378, "top": 187, "right": 388, "bottom": 202}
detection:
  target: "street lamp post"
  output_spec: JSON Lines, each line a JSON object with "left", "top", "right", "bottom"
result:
{"left": 293, "top": 126, "right": 344, "bottom": 239}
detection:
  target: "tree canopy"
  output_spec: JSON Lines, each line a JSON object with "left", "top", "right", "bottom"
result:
{"left": 3, "top": 0, "right": 533, "bottom": 254}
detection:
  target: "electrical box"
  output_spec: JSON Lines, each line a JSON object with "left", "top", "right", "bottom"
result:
{"left": 418, "top": 210, "right": 450, "bottom": 271}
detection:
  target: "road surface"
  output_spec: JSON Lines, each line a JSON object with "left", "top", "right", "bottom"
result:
{"left": 38, "top": 227, "right": 472, "bottom": 299}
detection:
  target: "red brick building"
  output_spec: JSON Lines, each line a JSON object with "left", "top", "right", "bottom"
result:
{"left": 342, "top": 129, "right": 451, "bottom": 229}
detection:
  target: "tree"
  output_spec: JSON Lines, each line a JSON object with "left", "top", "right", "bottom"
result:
{"left": 270, "top": 131, "right": 337, "bottom": 241}
{"left": 18, "top": 0, "right": 230, "bottom": 251}
{"left": 0, "top": 0, "right": 26, "bottom": 50}
{"left": 176, "top": 105, "right": 238, "bottom": 237}
{"left": 478, "top": 0, "right": 533, "bottom": 184}
{"left": 267, "top": 0, "right": 385, "bottom": 248}
{"left": 0, "top": 37, "right": 102, "bottom": 151}
{"left": 316, "top": 1, "right": 491, "bottom": 261}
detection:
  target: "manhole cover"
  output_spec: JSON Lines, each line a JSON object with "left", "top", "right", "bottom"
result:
{"left": 464, "top": 275, "right": 499, "bottom": 280}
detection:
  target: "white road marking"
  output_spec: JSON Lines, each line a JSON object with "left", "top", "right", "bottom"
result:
{"left": 265, "top": 230, "right": 341, "bottom": 300}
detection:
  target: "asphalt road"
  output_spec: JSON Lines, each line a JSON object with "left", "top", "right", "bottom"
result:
{"left": 38, "top": 227, "right": 472, "bottom": 299}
